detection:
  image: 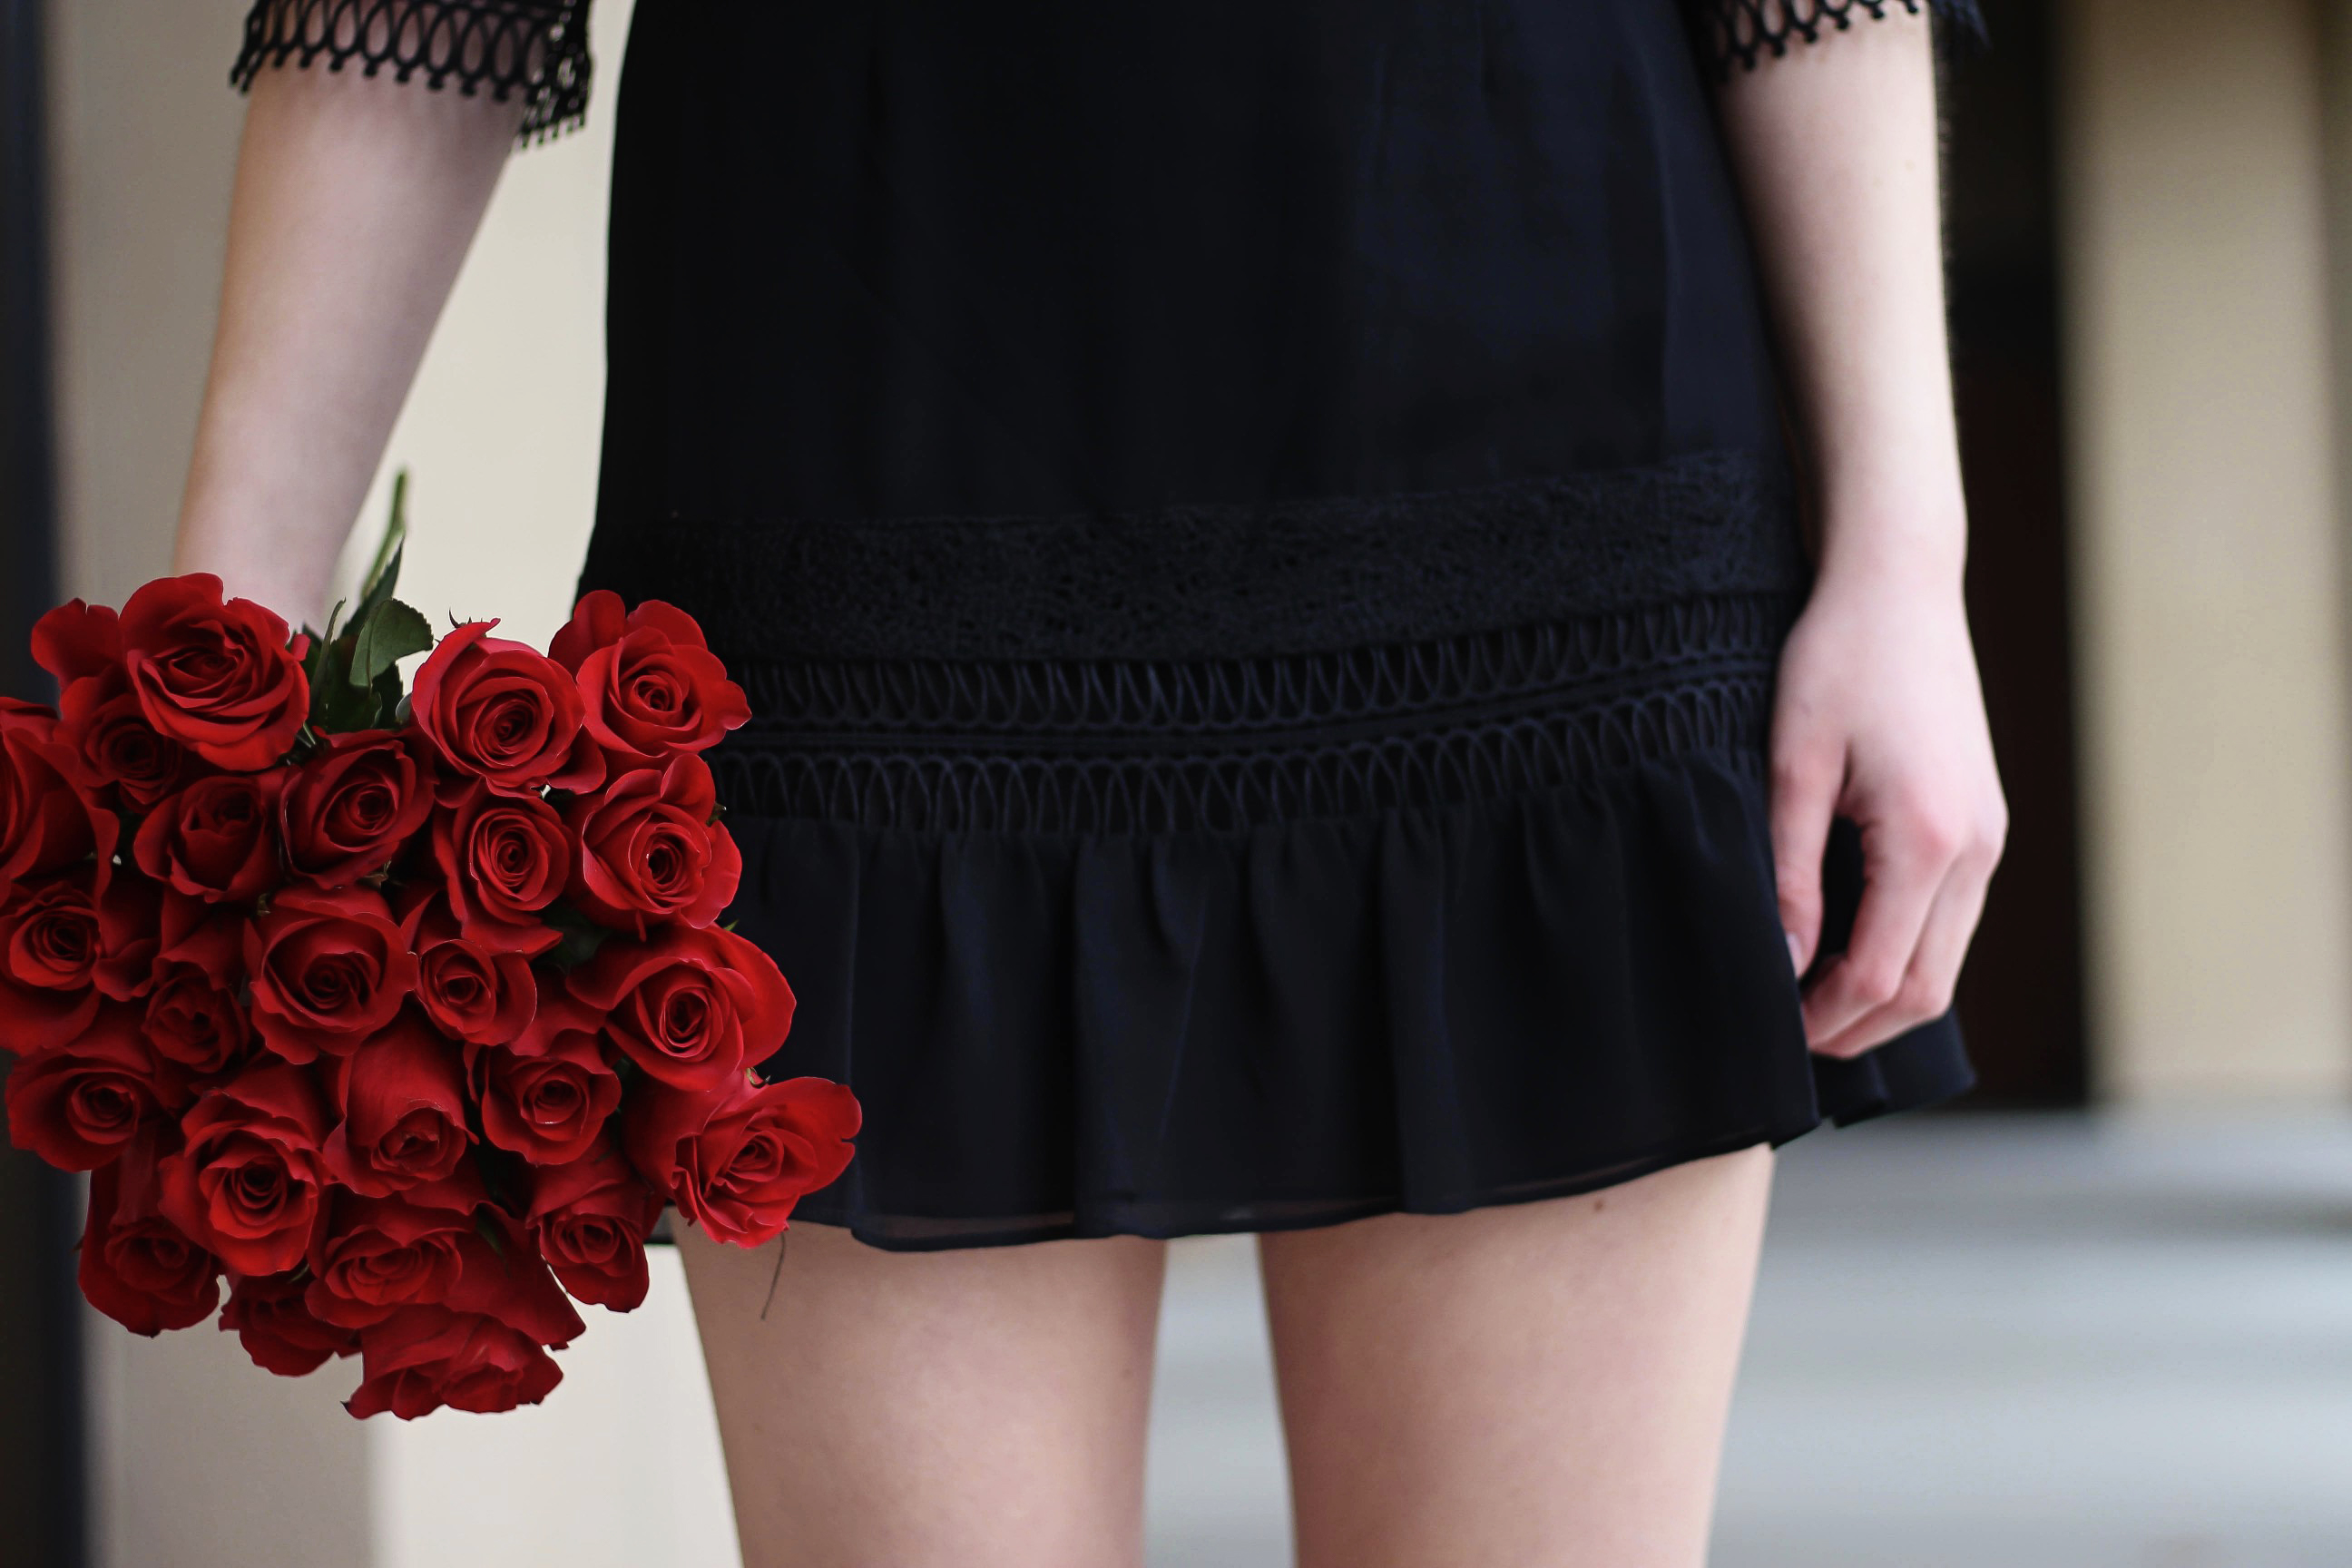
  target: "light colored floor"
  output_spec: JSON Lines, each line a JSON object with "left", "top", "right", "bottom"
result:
{"left": 1142, "top": 1111, "right": 2352, "bottom": 1568}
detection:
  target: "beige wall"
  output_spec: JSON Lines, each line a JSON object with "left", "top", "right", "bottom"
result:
{"left": 2056, "top": 0, "right": 2352, "bottom": 1104}
{"left": 49, "top": 4, "right": 737, "bottom": 1565}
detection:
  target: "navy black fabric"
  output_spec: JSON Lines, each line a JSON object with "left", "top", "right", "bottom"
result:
{"left": 233, "top": 0, "right": 1979, "bottom": 1250}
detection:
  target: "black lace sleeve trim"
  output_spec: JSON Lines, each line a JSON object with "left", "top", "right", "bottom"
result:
{"left": 1689, "top": 0, "right": 1989, "bottom": 78}
{"left": 229, "top": 0, "right": 593, "bottom": 146}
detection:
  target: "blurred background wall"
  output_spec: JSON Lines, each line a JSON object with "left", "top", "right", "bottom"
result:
{"left": 5, "top": 0, "right": 2352, "bottom": 1563}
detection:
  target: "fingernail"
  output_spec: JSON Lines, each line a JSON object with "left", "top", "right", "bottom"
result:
{"left": 1785, "top": 930, "right": 1806, "bottom": 975}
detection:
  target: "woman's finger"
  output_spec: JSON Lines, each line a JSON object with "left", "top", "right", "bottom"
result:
{"left": 1767, "top": 732, "right": 1843, "bottom": 979}
{"left": 1799, "top": 807, "right": 1953, "bottom": 1050}
{"left": 1810, "top": 842, "right": 1993, "bottom": 1058}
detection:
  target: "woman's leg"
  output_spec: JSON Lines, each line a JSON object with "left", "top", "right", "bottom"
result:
{"left": 1259, "top": 1144, "right": 1776, "bottom": 1568}
{"left": 675, "top": 1220, "right": 1168, "bottom": 1568}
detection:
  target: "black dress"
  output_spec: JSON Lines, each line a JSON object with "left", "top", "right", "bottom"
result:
{"left": 233, "top": 0, "right": 1985, "bottom": 1250}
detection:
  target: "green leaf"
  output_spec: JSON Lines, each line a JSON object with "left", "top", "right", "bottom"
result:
{"left": 474, "top": 1212, "right": 506, "bottom": 1259}
{"left": 352, "top": 471, "right": 410, "bottom": 630}
{"left": 348, "top": 599, "right": 434, "bottom": 691}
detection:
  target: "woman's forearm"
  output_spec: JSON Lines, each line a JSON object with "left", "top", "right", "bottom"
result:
{"left": 174, "top": 64, "right": 524, "bottom": 624}
{"left": 1711, "top": 14, "right": 1966, "bottom": 593}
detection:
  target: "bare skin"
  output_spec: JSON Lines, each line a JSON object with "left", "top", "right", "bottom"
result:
{"left": 172, "top": 14, "right": 2000, "bottom": 1566}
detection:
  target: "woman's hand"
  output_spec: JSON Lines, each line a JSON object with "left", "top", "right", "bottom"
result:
{"left": 1769, "top": 542, "right": 2007, "bottom": 1056}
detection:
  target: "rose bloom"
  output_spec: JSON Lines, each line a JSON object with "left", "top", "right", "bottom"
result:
{"left": 626, "top": 1074, "right": 859, "bottom": 1248}
{"left": 404, "top": 893, "right": 536, "bottom": 1047}
{"left": 280, "top": 729, "right": 436, "bottom": 887}
{"left": 569, "top": 925, "right": 796, "bottom": 1093}
{"left": 5, "top": 1003, "right": 187, "bottom": 1171}
{"left": 134, "top": 770, "right": 287, "bottom": 905}
{"left": 321, "top": 1014, "right": 475, "bottom": 1197}
{"left": 56, "top": 666, "right": 196, "bottom": 813}
{"left": 78, "top": 1134, "right": 222, "bottom": 1337}
{"left": 527, "top": 1142, "right": 665, "bottom": 1310}
{"left": 1, "top": 698, "right": 112, "bottom": 895}
{"left": 220, "top": 1271, "right": 361, "bottom": 1377}
{"left": 112, "top": 574, "right": 309, "bottom": 770}
{"left": 549, "top": 591, "right": 750, "bottom": 771}
{"left": 429, "top": 782, "right": 567, "bottom": 955}
{"left": 303, "top": 1171, "right": 486, "bottom": 1330}
{"left": 344, "top": 1208, "right": 587, "bottom": 1419}
{"left": 244, "top": 887, "right": 417, "bottom": 1063}
{"left": 564, "top": 754, "right": 742, "bottom": 935}
{"left": 156, "top": 1063, "right": 335, "bottom": 1276}
{"left": 142, "top": 905, "right": 250, "bottom": 1076}
{"left": 410, "top": 621, "right": 603, "bottom": 796}
{"left": 0, "top": 872, "right": 157, "bottom": 1055}
{"left": 468, "top": 992, "right": 621, "bottom": 1166}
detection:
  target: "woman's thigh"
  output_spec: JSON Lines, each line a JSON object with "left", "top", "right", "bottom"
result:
{"left": 675, "top": 1220, "right": 1169, "bottom": 1568}
{"left": 1258, "top": 1144, "right": 1776, "bottom": 1568}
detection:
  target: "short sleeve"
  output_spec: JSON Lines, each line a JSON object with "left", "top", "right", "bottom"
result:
{"left": 229, "top": 0, "right": 593, "bottom": 146}
{"left": 1685, "top": 0, "right": 1989, "bottom": 79}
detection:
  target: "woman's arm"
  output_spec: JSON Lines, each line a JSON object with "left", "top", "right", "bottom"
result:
{"left": 173, "top": 64, "right": 525, "bottom": 622}
{"left": 1711, "top": 15, "right": 2009, "bottom": 1057}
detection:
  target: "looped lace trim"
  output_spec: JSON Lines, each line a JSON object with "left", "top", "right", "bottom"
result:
{"left": 229, "top": 0, "right": 593, "bottom": 144}
{"left": 1688, "top": 0, "right": 1988, "bottom": 76}
{"left": 710, "top": 590, "right": 1802, "bottom": 837}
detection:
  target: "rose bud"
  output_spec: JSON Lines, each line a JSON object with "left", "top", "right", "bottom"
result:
{"left": 114, "top": 573, "right": 309, "bottom": 770}
{"left": 469, "top": 992, "right": 621, "bottom": 1165}
{"left": 564, "top": 754, "right": 741, "bottom": 936}
{"left": 220, "top": 1271, "right": 361, "bottom": 1377}
{"left": 1, "top": 698, "right": 113, "bottom": 897}
{"left": 134, "top": 770, "right": 287, "bottom": 905}
{"left": 141, "top": 903, "right": 250, "bottom": 1076}
{"left": 429, "top": 782, "right": 567, "bottom": 955}
{"left": 244, "top": 886, "right": 417, "bottom": 1063}
{"left": 303, "top": 1170, "right": 487, "bottom": 1330}
{"left": 156, "top": 1063, "right": 335, "bottom": 1277}
{"left": 625, "top": 1075, "right": 860, "bottom": 1248}
{"left": 569, "top": 925, "right": 796, "bottom": 1093}
{"left": 57, "top": 668, "right": 196, "bottom": 813}
{"left": 344, "top": 1307, "right": 564, "bottom": 1420}
{"left": 526, "top": 1142, "right": 664, "bottom": 1310}
{"left": 5, "top": 1003, "right": 187, "bottom": 1169}
{"left": 280, "top": 729, "right": 436, "bottom": 888}
{"left": 405, "top": 893, "right": 536, "bottom": 1047}
{"left": 410, "top": 621, "right": 603, "bottom": 796}
{"left": 549, "top": 591, "right": 750, "bottom": 769}
{"left": 0, "top": 872, "right": 158, "bottom": 1054}
{"left": 78, "top": 1134, "right": 223, "bottom": 1336}
{"left": 320, "top": 1013, "right": 474, "bottom": 1196}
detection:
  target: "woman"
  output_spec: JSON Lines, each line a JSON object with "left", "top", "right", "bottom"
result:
{"left": 181, "top": 1, "right": 2005, "bottom": 1562}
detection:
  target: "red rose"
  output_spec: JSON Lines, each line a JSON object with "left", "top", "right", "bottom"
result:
{"left": 549, "top": 591, "right": 750, "bottom": 770}
{"left": 134, "top": 770, "right": 287, "bottom": 905}
{"left": 429, "top": 782, "right": 566, "bottom": 955}
{"left": 5, "top": 1003, "right": 186, "bottom": 1170}
{"left": 57, "top": 669, "right": 197, "bottom": 813}
{"left": 280, "top": 729, "right": 435, "bottom": 887}
{"left": 156, "top": 1063, "right": 334, "bottom": 1276}
{"left": 569, "top": 925, "right": 795, "bottom": 1093}
{"left": 1, "top": 698, "right": 112, "bottom": 896}
{"left": 0, "top": 873, "right": 157, "bottom": 1054}
{"left": 303, "top": 1172, "right": 485, "bottom": 1330}
{"left": 30, "top": 598, "right": 122, "bottom": 687}
{"left": 114, "top": 573, "right": 309, "bottom": 770}
{"left": 468, "top": 992, "right": 621, "bottom": 1165}
{"left": 410, "top": 621, "right": 603, "bottom": 796}
{"left": 407, "top": 894, "right": 537, "bottom": 1046}
{"left": 625, "top": 1075, "right": 859, "bottom": 1248}
{"left": 142, "top": 905, "right": 250, "bottom": 1076}
{"left": 564, "top": 754, "right": 742, "bottom": 935}
{"left": 244, "top": 887, "right": 416, "bottom": 1063}
{"left": 78, "top": 1135, "right": 222, "bottom": 1336}
{"left": 343, "top": 1207, "right": 586, "bottom": 1418}
{"left": 321, "top": 1014, "right": 474, "bottom": 1197}
{"left": 526, "top": 1143, "right": 664, "bottom": 1310}
{"left": 220, "top": 1271, "right": 362, "bottom": 1377}
{"left": 344, "top": 1308, "right": 563, "bottom": 1419}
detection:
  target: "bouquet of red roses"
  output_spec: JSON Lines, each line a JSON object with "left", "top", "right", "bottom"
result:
{"left": 0, "top": 482, "right": 858, "bottom": 1418}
